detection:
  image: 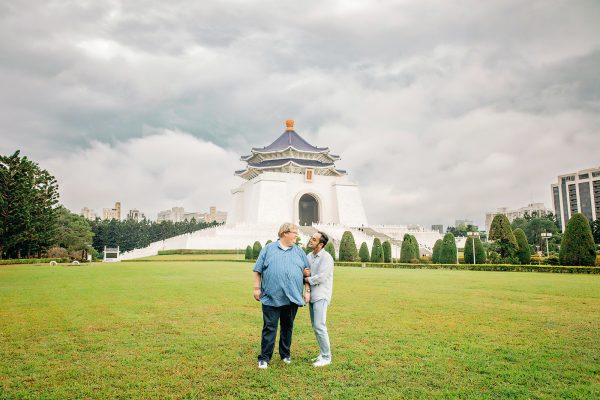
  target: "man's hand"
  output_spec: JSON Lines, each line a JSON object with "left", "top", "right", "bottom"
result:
{"left": 303, "top": 291, "right": 310, "bottom": 303}
{"left": 253, "top": 288, "right": 261, "bottom": 301}
{"left": 303, "top": 268, "right": 311, "bottom": 277}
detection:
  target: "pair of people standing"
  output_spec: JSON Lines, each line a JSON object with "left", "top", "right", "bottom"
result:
{"left": 252, "top": 223, "right": 334, "bottom": 369}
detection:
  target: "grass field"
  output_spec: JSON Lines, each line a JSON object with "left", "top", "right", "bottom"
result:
{"left": 1, "top": 261, "right": 599, "bottom": 399}
{"left": 136, "top": 254, "right": 246, "bottom": 261}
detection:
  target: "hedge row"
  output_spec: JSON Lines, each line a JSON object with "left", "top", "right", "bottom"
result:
{"left": 0, "top": 258, "right": 70, "bottom": 265}
{"left": 334, "top": 261, "right": 600, "bottom": 274}
{"left": 157, "top": 249, "right": 241, "bottom": 255}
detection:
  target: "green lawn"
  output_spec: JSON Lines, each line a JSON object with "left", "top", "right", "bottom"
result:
{"left": 136, "top": 253, "right": 246, "bottom": 261}
{"left": 0, "top": 262, "right": 599, "bottom": 399}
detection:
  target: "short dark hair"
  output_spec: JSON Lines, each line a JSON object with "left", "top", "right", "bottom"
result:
{"left": 317, "top": 231, "right": 329, "bottom": 247}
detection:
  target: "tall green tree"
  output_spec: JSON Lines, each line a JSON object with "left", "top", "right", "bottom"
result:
{"left": 559, "top": 213, "right": 596, "bottom": 266}
{"left": 432, "top": 239, "right": 442, "bottom": 264}
{"left": 359, "top": 242, "right": 370, "bottom": 262}
{"left": 371, "top": 238, "right": 384, "bottom": 262}
{"left": 53, "top": 206, "right": 94, "bottom": 260}
{"left": 400, "top": 234, "right": 418, "bottom": 263}
{"left": 591, "top": 218, "right": 600, "bottom": 245}
{"left": 513, "top": 228, "right": 531, "bottom": 264}
{"left": 339, "top": 231, "right": 358, "bottom": 261}
{"left": 0, "top": 151, "right": 59, "bottom": 259}
{"left": 439, "top": 232, "right": 458, "bottom": 264}
{"left": 324, "top": 241, "right": 336, "bottom": 261}
{"left": 489, "top": 214, "right": 518, "bottom": 263}
{"left": 382, "top": 240, "right": 392, "bottom": 263}
{"left": 245, "top": 245, "right": 253, "bottom": 260}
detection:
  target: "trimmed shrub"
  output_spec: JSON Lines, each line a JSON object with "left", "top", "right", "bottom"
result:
{"left": 400, "top": 234, "right": 418, "bottom": 263}
{"left": 439, "top": 232, "right": 458, "bottom": 264}
{"left": 359, "top": 242, "right": 370, "bottom": 262}
{"left": 371, "top": 238, "right": 384, "bottom": 263}
{"left": 432, "top": 239, "right": 442, "bottom": 264}
{"left": 559, "top": 213, "right": 596, "bottom": 266}
{"left": 339, "top": 231, "right": 358, "bottom": 262}
{"left": 514, "top": 228, "right": 531, "bottom": 264}
{"left": 265, "top": 240, "right": 272, "bottom": 246}
{"left": 245, "top": 245, "right": 253, "bottom": 260}
{"left": 411, "top": 235, "right": 420, "bottom": 259}
{"left": 252, "top": 241, "right": 262, "bottom": 259}
{"left": 489, "top": 214, "right": 518, "bottom": 262}
{"left": 47, "top": 246, "right": 69, "bottom": 259}
{"left": 463, "top": 237, "right": 487, "bottom": 264}
{"left": 324, "top": 241, "right": 336, "bottom": 261}
{"left": 382, "top": 241, "right": 392, "bottom": 263}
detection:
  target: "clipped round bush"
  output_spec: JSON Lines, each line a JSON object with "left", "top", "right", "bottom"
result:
{"left": 245, "top": 245, "right": 253, "bottom": 260}
{"left": 432, "top": 239, "right": 442, "bottom": 264}
{"left": 559, "top": 213, "right": 596, "bottom": 266}
{"left": 382, "top": 241, "right": 392, "bottom": 263}
{"left": 324, "top": 241, "right": 336, "bottom": 261}
{"left": 371, "top": 238, "right": 384, "bottom": 263}
{"left": 400, "top": 234, "right": 418, "bottom": 263}
{"left": 339, "top": 231, "right": 358, "bottom": 262}
{"left": 359, "top": 242, "right": 370, "bottom": 262}
{"left": 513, "top": 228, "right": 531, "bottom": 264}
{"left": 252, "top": 241, "right": 262, "bottom": 259}
{"left": 439, "top": 232, "right": 458, "bottom": 264}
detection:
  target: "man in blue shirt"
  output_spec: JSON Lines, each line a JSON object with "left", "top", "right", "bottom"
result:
{"left": 253, "top": 223, "right": 310, "bottom": 369}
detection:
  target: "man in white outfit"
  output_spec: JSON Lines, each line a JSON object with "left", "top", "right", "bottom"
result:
{"left": 305, "top": 231, "right": 334, "bottom": 367}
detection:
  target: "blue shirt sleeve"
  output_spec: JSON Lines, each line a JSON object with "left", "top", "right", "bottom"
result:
{"left": 300, "top": 248, "right": 310, "bottom": 269}
{"left": 253, "top": 245, "right": 268, "bottom": 273}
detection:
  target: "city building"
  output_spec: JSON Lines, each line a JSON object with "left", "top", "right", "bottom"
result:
{"left": 454, "top": 219, "right": 474, "bottom": 228}
{"left": 81, "top": 207, "right": 97, "bottom": 221}
{"left": 157, "top": 207, "right": 185, "bottom": 222}
{"left": 551, "top": 166, "right": 600, "bottom": 232}
{"left": 102, "top": 202, "right": 121, "bottom": 221}
{"left": 431, "top": 225, "right": 443, "bottom": 234}
{"left": 205, "top": 206, "right": 227, "bottom": 223}
{"left": 156, "top": 206, "right": 227, "bottom": 223}
{"left": 127, "top": 209, "right": 146, "bottom": 222}
{"left": 485, "top": 203, "right": 551, "bottom": 234}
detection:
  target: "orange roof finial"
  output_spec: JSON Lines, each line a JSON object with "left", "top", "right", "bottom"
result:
{"left": 285, "top": 119, "right": 295, "bottom": 131}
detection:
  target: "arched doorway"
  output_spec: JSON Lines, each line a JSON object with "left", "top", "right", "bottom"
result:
{"left": 299, "top": 194, "right": 319, "bottom": 226}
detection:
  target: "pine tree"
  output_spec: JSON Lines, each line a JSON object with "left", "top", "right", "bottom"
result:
{"left": 439, "top": 232, "right": 457, "bottom": 264}
{"left": 245, "top": 245, "right": 253, "bottom": 260}
{"left": 371, "top": 238, "right": 384, "bottom": 262}
{"left": 382, "top": 240, "right": 392, "bottom": 263}
{"left": 359, "top": 242, "right": 370, "bottom": 262}
{"left": 339, "top": 231, "right": 358, "bottom": 261}
{"left": 513, "top": 228, "right": 531, "bottom": 264}
{"left": 559, "top": 213, "right": 596, "bottom": 266}
{"left": 432, "top": 239, "right": 442, "bottom": 263}
{"left": 252, "top": 241, "right": 262, "bottom": 259}
{"left": 324, "top": 241, "right": 336, "bottom": 261}
{"left": 489, "top": 214, "right": 518, "bottom": 263}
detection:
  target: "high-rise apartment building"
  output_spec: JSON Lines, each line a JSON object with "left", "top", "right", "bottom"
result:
{"left": 551, "top": 166, "right": 600, "bottom": 232}
{"left": 81, "top": 207, "right": 97, "bottom": 221}
{"left": 102, "top": 202, "right": 121, "bottom": 221}
{"left": 127, "top": 209, "right": 146, "bottom": 222}
{"left": 156, "top": 206, "right": 227, "bottom": 223}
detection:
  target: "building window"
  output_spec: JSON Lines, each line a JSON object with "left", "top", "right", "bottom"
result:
{"left": 593, "top": 171, "right": 600, "bottom": 178}
{"left": 304, "top": 169, "right": 314, "bottom": 182}
{"left": 579, "top": 173, "right": 589, "bottom": 180}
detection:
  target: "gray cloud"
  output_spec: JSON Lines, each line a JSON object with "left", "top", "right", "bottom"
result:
{"left": 1, "top": 0, "right": 599, "bottom": 227}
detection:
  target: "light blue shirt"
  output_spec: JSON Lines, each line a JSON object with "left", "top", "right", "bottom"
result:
{"left": 253, "top": 240, "right": 310, "bottom": 307}
{"left": 307, "top": 248, "right": 334, "bottom": 303}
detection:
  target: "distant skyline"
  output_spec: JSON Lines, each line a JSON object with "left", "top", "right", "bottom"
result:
{"left": 1, "top": 1, "right": 599, "bottom": 227}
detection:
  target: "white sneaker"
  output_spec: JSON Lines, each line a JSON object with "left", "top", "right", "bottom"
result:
{"left": 258, "top": 361, "right": 268, "bottom": 369}
{"left": 311, "top": 355, "right": 322, "bottom": 362}
{"left": 313, "top": 358, "right": 331, "bottom": 367}
{"left": 282, "top": 357, "right": 291, "bottom": 364}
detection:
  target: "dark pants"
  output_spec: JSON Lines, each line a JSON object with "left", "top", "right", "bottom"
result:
{"left": 258, "top": 303, "right": 299, "bottom": 362}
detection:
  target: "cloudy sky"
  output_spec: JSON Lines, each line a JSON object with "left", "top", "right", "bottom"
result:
{"left": 1, "top": 0, "right": 599, "bottom": 227}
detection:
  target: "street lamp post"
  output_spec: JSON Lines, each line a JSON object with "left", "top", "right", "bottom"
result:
{"left": 541, "top": 232, "right": 553, "bottom": 257}
{"left": 467, "top": 231, "right": 479, "bottom": 264}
